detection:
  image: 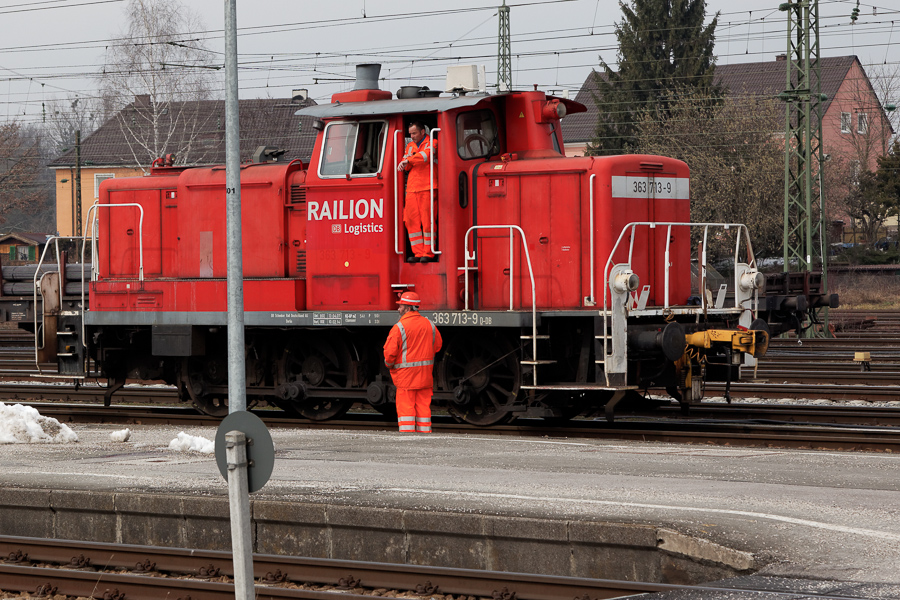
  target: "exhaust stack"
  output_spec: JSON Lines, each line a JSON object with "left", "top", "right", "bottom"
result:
{"left": 330, "top": 63, "right": 391, "bottom": 104}
{"left": 353, "top": 64, "right": 382, "bottom": 91}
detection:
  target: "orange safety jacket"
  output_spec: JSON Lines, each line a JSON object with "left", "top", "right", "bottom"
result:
{"left": 384, "top": 310, "right": 442, "bottom": 390}
{"left": 402, "top": 137, "right": 438, "bottom": 192}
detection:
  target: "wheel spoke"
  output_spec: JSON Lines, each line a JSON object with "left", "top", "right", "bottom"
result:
{"left": 490, "top": 382, "right": 513, "bottom": 396}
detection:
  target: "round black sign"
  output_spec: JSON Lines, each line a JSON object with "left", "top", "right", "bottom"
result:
{"left": 215, "top": 411, "right": 275, "bottom": 493}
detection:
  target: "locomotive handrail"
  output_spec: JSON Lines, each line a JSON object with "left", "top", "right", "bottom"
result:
{"left": 83, "top": 202, "right": 146, "bottom": 283}
{"left": 599, "top": 221, "right": 760, "bottom": 386}
{"left": 32, "top": 235, "right": 85, "bottom": 376}
{"left": 463, "top": 225, "right": 537, "bottom": 386}
{"left": 393, "top": 129, "right": 404, "bottom": 255}
{"left": 586, "top": 173, "right": 596, "bottom": 306}
{"left": 602, "top": 221, "right": 756, "bottom": 313}
{"left": 428, "top": 127, "right": 442, "bottom": 256}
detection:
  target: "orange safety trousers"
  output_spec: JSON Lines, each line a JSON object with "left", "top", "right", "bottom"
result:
{"left": 396, "top": 388, "right": 432, "bottom": 433}
{"left": 404, "top": 190, "right": 436, "bottom": 258}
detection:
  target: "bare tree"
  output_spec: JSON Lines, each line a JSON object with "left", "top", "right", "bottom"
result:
{"left": 100, "top": 0, "right": 220, "bottom": 168}
{"left": 44, "top": 96, "right": 101, "bottom": 156}
{"left": 0, "top": 121, "right": 53, "bottom": 230}
{"left": 869, "top": 62, "right": 900, "bottom": 148}
{"left": 633, "top": 88, "right": 785, "bottom": 260}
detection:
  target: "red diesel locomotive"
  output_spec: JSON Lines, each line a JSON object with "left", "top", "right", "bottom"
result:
{"left": 39, "top": 64, "right": 811, "bottom": 425}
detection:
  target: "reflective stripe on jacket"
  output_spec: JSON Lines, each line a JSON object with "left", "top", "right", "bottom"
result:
{"left": 384, "top": 310, "right": 442, "bottom": 389}
{"left": 403, "top": 138, "right": 437, "bottom": 192}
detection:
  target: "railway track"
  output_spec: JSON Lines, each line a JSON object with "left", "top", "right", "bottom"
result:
{"left": 0, "top": 535, "right": 667, "bottom": 600}
{"left": 15, "top": 401, "right": 900, "bottom": 453}
{"left": 0, "top": 309, "right": 900, "bottom": 436}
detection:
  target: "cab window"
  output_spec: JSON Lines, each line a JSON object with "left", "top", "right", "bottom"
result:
{"left": 319, "top": 120, "right": 387, "bottom": 178}
{"left": 457, "top": 110, "right": 498, "bottom": 160}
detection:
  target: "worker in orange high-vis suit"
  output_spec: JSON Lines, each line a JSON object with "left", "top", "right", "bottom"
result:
{"left": 383, "top": 291, "right": 442, "bottom": 433}
{"left": 397, "top": 121, "right": 438, "bottom": 262}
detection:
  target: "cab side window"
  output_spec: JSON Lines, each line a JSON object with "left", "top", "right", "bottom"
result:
{"left": 457, "top": 110, "right": 498, "bottom": 160}
{"left": 319, "top": 120, "right": 387, "bottom": 178}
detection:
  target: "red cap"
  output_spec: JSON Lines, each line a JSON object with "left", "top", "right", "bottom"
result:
{"left": 397, "top": 291, "right": 421, "bottom": 306}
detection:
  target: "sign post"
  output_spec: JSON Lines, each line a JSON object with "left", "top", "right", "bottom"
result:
{"left": 215, "top": 411, "right": 275, "bottom": 600}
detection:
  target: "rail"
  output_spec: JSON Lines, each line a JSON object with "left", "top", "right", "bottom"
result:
{"left": 462, "top": 225, "right": 538, "bottom": 385}
{"left": 32, "top": 236, "right": 85, "bottom": 376}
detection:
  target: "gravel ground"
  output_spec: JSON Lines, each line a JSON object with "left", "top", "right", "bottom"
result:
{"left": 1, "top": 419, "right": 899, "bottom": 585}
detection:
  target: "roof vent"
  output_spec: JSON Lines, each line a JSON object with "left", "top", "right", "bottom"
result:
{"left": 446, "top": 65, "right": 485, "bottom": 94}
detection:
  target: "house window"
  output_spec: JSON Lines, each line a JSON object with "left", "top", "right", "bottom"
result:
{"left": 16, "top": 246, "right": 30, "bottom": 261}
{"left": 857, "top": 113, "right": 868, "bottom": 135}
{"left": 840, "top": 112, "right": 851, "bottom": 134}
{"left": 94, "top": 173, "right": 115, "bottom": 200}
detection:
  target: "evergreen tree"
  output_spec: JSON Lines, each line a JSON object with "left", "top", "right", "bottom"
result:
{"left": 587, "top": 0, "right": 720, "bottom": 155}
{"left": 876, "top": 140, "right": 900, "bottom": 207}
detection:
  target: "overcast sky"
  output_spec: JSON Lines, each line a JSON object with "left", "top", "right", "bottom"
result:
{"left": 1, "top": 0, "right": 898, "bottom": 124}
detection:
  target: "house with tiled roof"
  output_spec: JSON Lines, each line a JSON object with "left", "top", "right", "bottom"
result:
{"left": 48, "top": 95, "right": 319, "bottom": 237}
{"left": 0, "top": 232, "right": 51, "bottom": 263}
{"left": 561, "top": 55, "right": 893, "bottom": 168}
{"left": 561, "top": 55, "right": 894, "bottom": 242}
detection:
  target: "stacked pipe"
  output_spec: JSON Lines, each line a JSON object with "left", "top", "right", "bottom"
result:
{"left": 0, "top": 264, "right": 87, "bottom": 296}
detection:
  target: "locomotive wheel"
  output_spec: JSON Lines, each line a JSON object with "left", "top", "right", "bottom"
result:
{"left": 440, "top": 333, "right": 520, "bottom": 426}
{"left": 180, "top": 357, "right": 230, "bottom": 418}
{"left": 194, "top": 394, "right": 229, "bottom": 418}
{"left": 276, "top": 335, "right": 356, "bottom": 421}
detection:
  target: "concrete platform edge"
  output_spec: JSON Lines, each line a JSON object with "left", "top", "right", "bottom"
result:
{"left": 0, "top": 487, "right": 754, "bottom": 585}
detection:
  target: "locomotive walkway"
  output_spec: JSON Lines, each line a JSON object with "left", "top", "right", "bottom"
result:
{"left": 0, "top": 423, "right": 898, "bottom": 599}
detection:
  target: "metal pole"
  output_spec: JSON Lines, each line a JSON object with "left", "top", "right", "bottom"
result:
{"left": 75, "top": 131, "right": 82, "bottom": 237}
{"left": 225, "top": 430, "right": 255, "bottom": 599}
{"left": 225, "top": 0, "right": 246, "bottom": 412}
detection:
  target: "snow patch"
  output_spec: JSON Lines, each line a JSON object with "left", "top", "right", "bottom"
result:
{"left": 168, "top": 432, "right": 214, "bottom": 454}
{"left": 110, "top": 428, "right": 132, "bottom": 442}
{"left": 0, "top": 402, "right": 78, "bottom": 444}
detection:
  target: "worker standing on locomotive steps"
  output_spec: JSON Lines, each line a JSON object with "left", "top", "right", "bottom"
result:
{"left": 384, "top": 291, "right": 442, "bottom": 433}
{"left": 397, "top": 121, "right": 437, "bottom": 262}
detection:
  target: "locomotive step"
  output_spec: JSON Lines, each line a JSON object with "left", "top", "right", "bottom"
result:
{"left": 520, "top": 334, "right": 550, "bottom": 339}
{"left": 521, "top": 359, "right": 557, "bottom": 365}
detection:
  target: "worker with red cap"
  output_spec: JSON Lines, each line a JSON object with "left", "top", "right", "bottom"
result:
{"left": 397, "top": 121, "right": 438, "bottom": 262}
{"left": 383, "top": 291, "right": 442, "bottom": 432}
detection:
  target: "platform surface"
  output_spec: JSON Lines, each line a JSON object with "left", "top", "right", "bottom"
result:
{"left": 1, "top": 420, "right": 899, "bottom": 598}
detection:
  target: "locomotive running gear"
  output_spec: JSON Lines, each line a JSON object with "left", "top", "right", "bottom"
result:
{"left": 397, "top": 291, "right": 421, "bottom": 306}
{"left": 401, "top": 135, "right": 438, "bottom": 259}
{"left": 384, "top": 309, "right": 442, "bottom": 432}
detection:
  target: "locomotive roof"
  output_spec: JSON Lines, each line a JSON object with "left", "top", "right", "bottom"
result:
{"left": 295, "top": 94, "right": 493, "bottom": 119}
